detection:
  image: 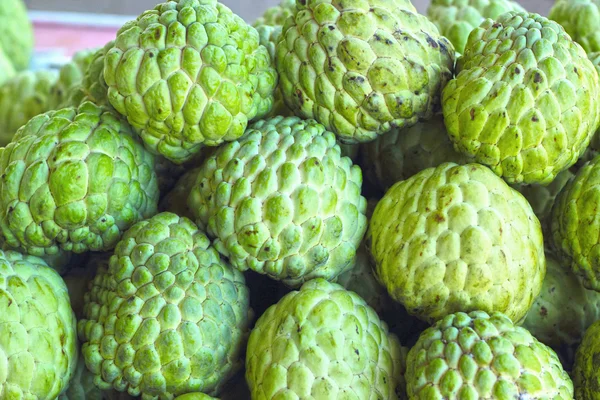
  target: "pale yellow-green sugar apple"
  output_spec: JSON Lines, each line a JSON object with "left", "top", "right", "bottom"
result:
{"left": 253, "top": 0, "right": 296, "bottom": 27}
{"left": 443, "top": 11, "right": 600, "bottom": 184}
{"left": 0, "top": 102, "right": 160, "bottom": 257}
{"left": 549, "top": 0, "right": 600, "bottom": 54}
{"left": 0, "top": 0, "right": 34, "bottom": 71}
{"left": 77, "top": 212, "right": 252, "bottom": 399}
{"left": 0, "top": 249, "right": 78, "bottom": 399}
{"left": 104, "top": 0, "right": 278, "bottom": 164}
{"left": 187, "top": 116, "right": 367, "bottom": 288}
{"left": 276, "top": 0, "right": 456, "bottom": 144}
{"left": 368, "top": 162, "right": 545, "bottom": 324}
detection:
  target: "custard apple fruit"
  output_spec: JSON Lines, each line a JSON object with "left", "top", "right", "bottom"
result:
{"left": 0, "top": 70, "right": 58, "bottom": 146}
{"left": 104, "top": 0, "right": 278, "bottom": 164}
{"left": 406, "top": 311, "right": 573, "bottom": 399}
{"left": 246, "top": 279, "right": 406, "bottom": 399}
{"left": 187, "top": 116, "right": 367, "bottom": 287}
{"left": 443, "top": 11, "right": 600, "bottom": 184}
{"left": 0, "top": 249, "right": 78, "bottom": 399}
{"left": 0, "top": 47, "right": 15, "bottom": 86}
{"left": 361, "top": 113, "right": 468, "bottom": 192}
{"left": 427, "top": 0, "right": 526, "bottom": 54}
{"left": 0, "top": 102, "right": 159, "bottom": 256}
{"left": 75, "top": 41, "right": 115, "bottom": 109}
{"left": 49, "top": 48, "right": 97, "bottom": 109}
{"left": 77, "top": 212, "right": 252, "bottom": 399}
{"left": 253, "top": 0, "right": 296, "bottom": 27}
{"left": 549, "top": 0, "right": 600, "bottom": 54}
{"left": 0, "top": 0, "right": 34, "bottom": 71}
{"left": 368, "top": 162, "right": 545, "bottom": 323}
{"left": 573, "top": 320, "right": 600, "bottom": 399}
{"left": 276, "top": 0, "right": 455, "bottom": 144}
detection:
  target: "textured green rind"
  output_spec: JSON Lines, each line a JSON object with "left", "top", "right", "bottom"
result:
{"left": 574, "top": 320, "right": 600, "bottom": 399}
{"left": 362, "top": 113, "right": 468, "bottom": 192}
{"left": 104, "top": 0, "right": 278, "bottom": 164}
{"left": 0, "top": 0, "right": 34, "bottom": 71}
{"left": 443, "top": 11, "right": 600, "bottom": 184}
{"left": 406, "top": 311, "right": 573, "bottom": 399}
{"left": 174, "top": 393, "right": 218, "bottom": 400}
{"left": 59, "top": 354, "right": 104, "bottom": 400}
{"left": 523, "top": 252, "right": 600, "bottom": 370}
{"left": 276, "top": 0, "right": 456, "bottom": 144}
{"left": 368, "top": 162, "right": 545, "bottom": 324}
{"left": 246, "top": 279, "right": 406, "bottom": 399}
{"left": 75, "top": 41, "right": 115, "bottom": 109}
{"left": 0, "top": 70, "right": 58, "bottom": 146}
{"left": 427, "top": 0, "right": 526, "bottom": 54}
{"left": 551, "top": 154, "right": 600, "bottom": 291}
{"left": 0, "top": 102, "right": 160, "bottom": 256}
{"left": 77, "top": 212, "right": 252, "bottom": 399}
{"left": 0, "top": 249, "right": 78, "bottom": 399}
{"left": 549, "top": 0, "right": 600, "bottom": 54}
{"left": 50, "top": 48, "right": 98, "bottom": 110}
{"left": 253, "top": 0, "right": 296, "bottom": 27}
{"left": 0, "top": 47, "right": 16, "bottom": 86}
{"left": 187, "top": 116, "right": 367, "bottom": 288}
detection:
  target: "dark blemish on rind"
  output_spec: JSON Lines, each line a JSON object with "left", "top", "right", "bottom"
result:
{"left": 328, "top": 25, "right": 335, "bottom": 31}
{"left": 470, "top": 109, "right": 476, "bottom": 120}
{"left": 296, "top": 89, "right": 304, "bottom": 105}
{"left": 534, "top": 72, "right": 542, "bottom": 83}
{"left": 425, "top": 34, "right": 438, "bottom": 48}
{"left": 540, "top": 306, "right": 548, "bottom": 316}
{"left": 385, "top": 39, "right": 393, "bottom": 45}
{"left": 149, "top": 53, "right": 155, "bottom": 58}
{"left": 515, "top": 67, "right": 520, "bottom": 74}
{"left": 532, "top": 115, "right": 539, "bottom": 122}
{"left": 493, "top": 23, "right": 502, "bottom": 28}
{"left": 374, "top": 34, "right": 382, "bottom": 41}
{"left": 154, "top": 29, "right": 161, "bottom": 40}
{"left": 264, "top": 247, "right": 270, "bottom": 252}
{"left": 354, "top": 349, "right": 359, "bottom": 356}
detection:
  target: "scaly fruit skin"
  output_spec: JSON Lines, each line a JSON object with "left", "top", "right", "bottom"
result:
{"left": 104, "top": 0, "right": 278, "bottom": 164}
{"left": 549, "top": 0, "right": 600, "bottom": 54}
{"left": 523, "top": 252, "right": 600, "bottom": 370}
{"left": 427, "top": 0, "right": 525, "bottom": 54}
{"left": 0, "top": 0, "right": 34, "bottom": 71}
{"left": 277, "top": 0, "right": 455, "bottom": 144}
{"left": 361, "top": 113, "right": 468, "bottom": 192}
{"left": 50, "top": 48, "right": 98, "bottom": 109}
{"left": 407, "top": 311, "right": 573, "bottom": 399}
{"left": 552, "top": 153, "right": 600, "bottom": 291}
{"left": 0, "top": 47, "right": 15, "bottom": 86}
{"left": 0, "top": 70, "right": 58, "bottom": 146}
{"left": 59, "top": 355, "right": 104, "bottom": 400}
{"left": 368, "top": 163, "right": 545, "bottom": 324}
{"left": 78, "top": 212, "right": 252, "bottom": 399}
{"left": 0, "top": 102, "right": 159, "bottom": 256}
{"left": 77, "top": 41, "right": 115, "bottom": 108}
{"left": 253, "top": 0, "right": 296, "bottom": 27}
{"left": 246, "top": 279, "right": 405, "bottom": 400}
{"left": 443, "top": 11, "right": 600, "bottom": 184}
{"left": 574, "top": 320, "right": 600, "bottom": 399}
{"left": 0, "top": 249, "right": 78, "bottom": 399}
{"left": 188, "top": 116, "right": 367, "bottom": 287}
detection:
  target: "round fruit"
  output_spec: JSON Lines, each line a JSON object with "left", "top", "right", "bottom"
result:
{"left": 246, "top": 279, "right": 405, "bottom": 399}
{"left": 443, "top": 11, "right": 600, "bottom": 184}
{"left": 368, "top": 162, "right": 545, "bottom": 323}
{"left": 0, "top": 0, "right": 34, "bottom": 71}
{"left": 573, "top": 319, "right": 600, "bottom": 399}
{"left": 188, "top": 116, "right": 367, "bottom": 287}
{"left": 549, "top": 0, "right": 600, "bottom": 54}
{"left": 104, "top": 0, "right": 278, "bottom": 164}
{"left": 277, "top": 0, "right": 455, "bottom": 144}
{"left": 253, "top": 0, "right": 296, "bottom": 27}
{"left": 406, "top": 311, "right": 573, "bottom": 399}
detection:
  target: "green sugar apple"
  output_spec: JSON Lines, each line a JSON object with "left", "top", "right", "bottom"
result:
{"left": 76, "top": 41, "right": 115, "bottom": 108}
{"left": 368, "top": 162, "right": 545, "bottom": 323}
{"left": 104, "top": 0, "right": 278, "bottom": 164}
{"left": 49, "top": 48, "right": 98, "bottom": 109}
{"left": 573, "top": 320, "right": 600, "bottom": 399}
{"left": 0, "top": 70, "right": 58, "bottom": 146}
{"left": 187, "top": 116, "right": 367, "bottom": 287}
{"left": 427, "top": 0, "right": 526, "bottom": 54}
{"left": 77, "top": 212, "right": 252, "bottom": 399}
{"left": 361, "top": 113, "right": 468, "bottom": 192}
{"left": 253, "top": 0, "right": 296, "bottom": 27}
{"left": 246, "top": 279, "right": 406, "bottom": 399}
{"left": 0, "top": 47, "right": 15, "bottom": 86}
{"left": 0, "top": 102, "right": 159, "bottom": 256}
{"left": 276, "top": 0, "right": 455, "bottom": 144}
{"left": 549, "top": 0, "right": 600, "bottom": 54}
{"left": 0, "top": 0, "right": 34, "bottom": 71}
{"left": 443, "top": 11, "right": 600, "bottom": 184}
{"left": 406, "top": 311, "right": 573, "bottom": 399}
{"left": 0, "top": 249, "right": 78, "bottom": 399}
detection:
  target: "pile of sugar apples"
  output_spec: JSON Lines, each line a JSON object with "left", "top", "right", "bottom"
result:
{"left": 7, "top": 0, "right": 600, "bottom": 398}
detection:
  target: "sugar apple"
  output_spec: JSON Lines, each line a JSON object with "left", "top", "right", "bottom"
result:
{"left": 78, "top": 212, "right": 252, "bottom": 399}
{"left": 246, "top": 278, "right": 406, "bottom": 399}
{"left": 0, "top": 70, "right": 58, "bottom": 146}
{"left": 253, "top": 0, "right": 296, "bottom": 27}
{"left": 523, "top": 252, "right": 600, "bottom": 370}
{"left": 76, "top": 41, "right": 115, "bottom": 108}
{"left": 361, "top": 113, "right": 468, "bottom": 192}
{"left": 0, "top": 0, "right": 34, "bottom": 71}
{"left": 49, "top": 48, "right": 98, "bottom": 109}
{"left": 406, "top": 311, "right": 573, "bottom": 399}
{"left": 443, "top": 11, "right": 600, "bottom": 184}
{"left": 368, "top": 162, "right": 545, "bottom": 324}
{"left": 0, "top": 249, "right": 78, "bottom": 399}
{"left": 0, "top": 102, "right": 159, "bottom": 257}
{"left": 549, "top": 0, "right": 600, "bottom": 54}
{"left": 0, "top": 47, "right": 15, "bottom": 86}
{"left": 276, "top": 0, "right": 456, "bottom": 144}
{"left": 573, "top": 320, "right": 600, "bottom": 399}
{"left": 551, "top": 153, "right": 600, "bottom": 291}
{"left": 187, "top": 116, "right": 367, "bottom": 287}
{"left": 427, "top": 0, "right": 526, "bottom": 54}
{"left": 104, "top": 0, "right": 278, "bottom": 164}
